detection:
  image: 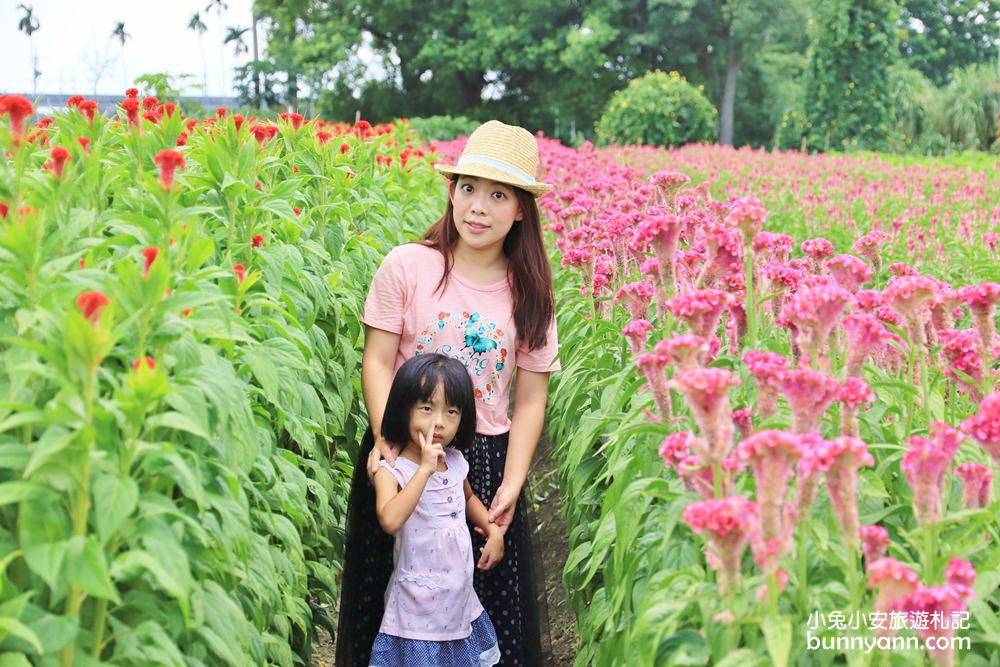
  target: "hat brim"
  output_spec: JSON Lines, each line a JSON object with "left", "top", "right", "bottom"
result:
{"left": 435, "top": 162, "right": 553, "bottom": 198}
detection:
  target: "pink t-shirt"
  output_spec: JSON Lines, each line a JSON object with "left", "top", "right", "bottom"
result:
{"left": 362, "top": 243, "right": 560, "bottom": 435}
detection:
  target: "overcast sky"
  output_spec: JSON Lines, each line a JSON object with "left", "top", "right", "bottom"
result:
{"left": 2, "top": 0, "right": 258, "bottom": 98}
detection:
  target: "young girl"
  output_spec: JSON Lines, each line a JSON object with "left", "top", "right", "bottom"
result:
{"left": 369, "top": 353, "right": 503, "bottom": 666}
{"left": 337, "top": 120, "right": 559, "bottom": 667}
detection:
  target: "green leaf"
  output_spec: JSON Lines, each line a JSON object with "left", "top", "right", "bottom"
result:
{"left": 0, "top": 618, "right": 43, "bottom": 654}
{"left": 761, "top": 615, "right": 792, "bottom": 667}
{"left": 0, "top": 654, "right": 32, "bottom": 667}
{"left": 111, "top": 549, "right": 189, "bottom": 602}
{"left": 244, "top": 349, "right": 280, "bottom": 404}
{"left": 146, "top": 411, "right": 211, "bottom": 440}
{"left": 64, "top": 536, "right": 120, "bottom": 603}
{"left": 0, "top": 482, "right": 46, "bottom": 507}
{"left": 93, "top": 474, "right": 138, "bottom": 546}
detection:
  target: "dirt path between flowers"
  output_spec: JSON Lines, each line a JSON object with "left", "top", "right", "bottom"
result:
{"left": 310, "top": 434, "right": 577, "bottom": 666}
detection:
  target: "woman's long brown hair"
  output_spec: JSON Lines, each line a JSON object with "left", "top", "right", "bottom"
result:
{"left": 421, "top": 180, "right": 554, "bottom": 351}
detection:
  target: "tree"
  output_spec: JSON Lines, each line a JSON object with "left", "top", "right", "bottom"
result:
{"left": 188, "top": 12, "right": 210, "bottom": 96}
{"left": 111, "top": 21, "right": 131, "bottom": 90}
{"left": 898, "top": 0, "right": 1000, "bottom": 85}
{"left": 17, "top": 4, "right": 41, "bottom": 97}
{"left": 205, "top": 0, "right": 229, "bottom": 95}
{"left": 802, "top": 0, "right": 898, "bottom": 151}
{"left": 224, "top": 26, "right": 249, "bottom": 58}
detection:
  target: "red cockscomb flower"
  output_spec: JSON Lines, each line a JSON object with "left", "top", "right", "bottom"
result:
{"left": 132, "top": 356, "right": 156, "bottom": 371}
{"left": 76, "top": 291, "right": 110, "bottom": 324}
{"left": 120, "top": 97, "right": 141, "bottom": 130}
{"left": 78, "top": 100, "right": 98, "bottom": 124}
{"left": 0, "top": 95, "right": 34, "bottom": 143}
{"left": 252, "top": 234, "right": 264, "bottom": 248}
{"left": 47, "top": 146, "right": 71, "bottom": 178}
{"left": 142, "top": 247, "right": 159, "bottom": 278}
{"left": 125, "top": 88, "right": 139, "bottom": 98}
{"left": 153, "top": 149, "right": 186, "bottom": 191}
{"left": 233, "top": 264, "right": 245, "bottom": 283}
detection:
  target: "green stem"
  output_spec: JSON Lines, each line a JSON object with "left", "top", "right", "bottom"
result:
{"left": 797, "top": 533, "right": 809, "bottom": 618}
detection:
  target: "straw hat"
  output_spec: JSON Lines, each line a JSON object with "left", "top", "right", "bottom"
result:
{"left": 434, "top": 120, "right": 553, "bottom": 197}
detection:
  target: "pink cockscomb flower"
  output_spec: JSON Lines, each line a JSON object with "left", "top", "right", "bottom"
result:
{"left": 655, "top": 334, "right": 709, "bottom": 371}
{"left": 669, "top": 368, "right": 741, "bottom": 466}
{"left": 682, "top": 495, "right": 757, "bottom": 595}
{"left": 944, "top": 559, "right": 976, "bottom": 589}
{"left": 842, "top": 313, "right": 891, "bottom": 377}
{"left": 648, "top": 170, "right": 691, "bottom": 208}
{"left": 0, "top": 95, "right": 34, "bottom": 143}
{"left": 753, "top": 232, "right": 795, "bottom": 264}
{"left": 614, "top": 281, "right": 655, "bottom": 320}
{"left": 153, "top": 149, "right": 186, "bottom": 191}
{"left": 820, "top": 436, "right": 874, "bottom": 550}
{"left": 884, "top": 274, "right": 938, "bottom": 349}
{"left": 860, "top": 525, "right": 889, "bottom": 566}
{"left": 622, "top": 318, "right": 654, "bottom": 356}
{"left": 779, "top": 284, "right": 853, "bottom": 361}
{"left": 775, "top": 368, "right": 840, "bottom": 434}
{"left": 794, "top": 432, "right": 828, "bottom": 517}
{"left": 825, "top": 254, "right": 873, "bottom": 294}
{"left": 896, "top": 584, "right": 973, "bottom": 667}
{"left": 736, "top": 430, "right": 801, "bottom": 554}
{"left": 953, "top": 462, "right": 992, "bottom": 509}
{"left": 142, "top": 247, "right": 159, "bottom": 278}
{"left": 887, "top": 262, "right": 918, "bottom": 277}
{"left": 696, "top": 225, "right": 742, "bottom": 289}
{"left": 938, "top": 328, "right": 983, "bottom": 398}
{"left": 724, "top": 196, "right": 767, "bottom": 245}
{"left": 852, "top": 229, "right": 891, "bottom": 272}
{"left": 800, "top": 237, "right": 835, "bottom": 270}
{"left": 658, "top": 431, "right": 695, "bottom": 467}
{"left": 867, "top": 557, "right": 921, "bottom": 637}
{"left": 961, "top": 393, "right": 1000, "bottom": 467}
{"left": 733, "top": 408, "right": 753, "bottom": 439}
{"left": 668, "top": 289, "right": 732, "bottom": 339}
{"left": 838, "top": 376, "right": 875, "bottom": 437}
{"left": 633, "top": 212, "right": 685, "bottom": 298}
{"left": 743, "top": 350, "right": 788, "bottom": 421}
{"left": 958, "top": 282, "right": 1000, "bottom": 382}
{"left": 636, "top": 351, "right": 672, "bottom": 422}
{"left": 901, "top": 422, "right": 963, "bottom": 526}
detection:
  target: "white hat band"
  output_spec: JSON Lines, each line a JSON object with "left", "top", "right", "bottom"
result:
{"left": 456, "top": 155, "right": 537, "bottom": 186}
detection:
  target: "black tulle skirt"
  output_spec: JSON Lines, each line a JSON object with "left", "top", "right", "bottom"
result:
{"left": 335, "top": 429, "right": 552, "bottom": 667}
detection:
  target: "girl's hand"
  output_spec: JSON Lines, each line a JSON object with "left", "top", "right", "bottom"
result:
{"left": 488, "top": 482, "right": 519, "bottom": 532}
{"left": 367, "top": 434, "right": 400, "bottom": 480}
{"left": 417, "top": 424, "right": 444, "bottom": 474}
{"left": 477, "top": 525, "right": 505, "bottom": 570}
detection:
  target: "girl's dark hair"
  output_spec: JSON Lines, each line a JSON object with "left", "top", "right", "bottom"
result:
{"left": 381, "top": 353, "right": 477, "bottom": 451}
{"left": 421, "top": 178, "right": 555, "bottom": 351}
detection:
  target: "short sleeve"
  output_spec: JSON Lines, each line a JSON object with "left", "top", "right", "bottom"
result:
{"left": 377, "top": 459, "right": 408, "bottom": 488}
{"left": 515, "top": 315, "right": 561, "bottom": 372}
{"left": 362, "top": 246, "right": 409, "bottom": 334}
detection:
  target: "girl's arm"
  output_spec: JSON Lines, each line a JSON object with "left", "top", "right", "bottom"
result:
{"left": 464, "top": 480, "right": 504, "bottom": 570}
{"left": 488, "top": 369, "right": 550, "bottom": 528}
{"left": 373, "top": 466, "right": 433, "bottom": 536}
{"left": 362, "top": 325, "right": 402, "bottom": 475}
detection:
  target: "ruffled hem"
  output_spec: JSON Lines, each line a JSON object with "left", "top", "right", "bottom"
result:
{"left": 369, "top": 611, "right": 500, "bottom": 667}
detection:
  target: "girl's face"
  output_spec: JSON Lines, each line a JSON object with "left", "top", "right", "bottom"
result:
{"left": 449, "top": 176, "right": 523, "bottom": 253}
{"left": 409, "top": 381, "right": 462, "bottom": 449}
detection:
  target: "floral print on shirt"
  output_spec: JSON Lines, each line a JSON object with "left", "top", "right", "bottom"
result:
{"left": 414, "top": 311, "right": 509, "bottom": 405}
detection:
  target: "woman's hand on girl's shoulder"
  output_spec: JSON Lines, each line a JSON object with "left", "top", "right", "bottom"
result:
{"left": 367, "top": 435, "right": 400, "bottom": 480}
{"left": 477, "top": 524, "right": 505, "bottom": 571}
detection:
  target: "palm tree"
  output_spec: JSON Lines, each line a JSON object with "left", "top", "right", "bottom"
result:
{"left": 224, "top": 26, "right": 249, "bottom": 59}
{"left": 111, "top": 21, "right": 130, "bottom": 90}
{"left": 205, "top": 0, "right": 229, "bottom": 95}
{"left": 17, "top": 4, "right": 41, "bottom": 97}
{"left": 188, "top": 12, "right": 209, "bottom": 96}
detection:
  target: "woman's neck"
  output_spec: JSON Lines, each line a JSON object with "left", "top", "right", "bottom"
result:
{"left": 452, "top": 241, "right": 508, "bottom": 283}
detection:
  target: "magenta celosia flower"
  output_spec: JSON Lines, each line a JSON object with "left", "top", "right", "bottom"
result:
{"left": 659, "top": 431, "right": 695, "bottom": 467}
{"left": 743, "top": 350, "right": 788, "bottom": 420}
{"left": 825, "top": 254, "right": 873, "bottom": 293}
{"left": 867, "top": 557, "right": 921, "bottom": 638}
{"left": 901, "top": 423, "right": 962, "bottom": 526}
{"left": 954, "top": 462, "right": 992, "bottom": 509}
{"left": 961, "top": 393, "right": 1000, "bottom": 467}
{"left": 655, "top": 334, "right": 709, "bottom": 370}
{"left": 622, "top": 319, "right": 654, "bottom": 356}
{"left": 896, "top": 584, "right": 973, "bottom": 667}
{"left": 945, "top": 559, "right": 976, "bottom": 589}
{"left": 842, "top": 312, "right": 891, "bottom": 377}
{"left": 614, "top": 281, "right": 656, "bottom": 320}
{"left": 724, "top": 196, "right": 767, "bottom": 245}
{"left": 884, "top": 274, "right": 939, "bottom": 349}
{"left": 753, "top": 232, "right": 795, "bottom": 264}
{"left": 860, "top": 525, "right": 889, "bottom": 566}
{"left": 800, "top": 238, "right": 835, "bottom": 270}
{"left": 820, "top": 436, "right": 874, "bottom": 550}
{"left": 648, "top": 170, "right": 691, "bottom": 207}
{"left": 794, "top": 432, "right": 828, "bottom": 517}
{"left": 636, "top": 350, "right": 672, "bottom": 422}
{"left": 761, "top": 261, "right": 804, "bottom": 318}
{"left": 838, "top": 376, "right": 875, "bottom": 437}
{"left": 852, "top": 229, "right": 891, "bottom": 272}
{"left": 682, "top": 495, "right": 757, "bottom": 595}
{"left": 733, "top": 408, "right": 753, "bottom": 438}
{"left": 775, "top": 368, "right": 840, "bottom": 434}
{"left": 696, "top": 225, "right": 742, "bottom": 289}
{"left": 939, "top": 328, "right": 983, "bottom": 398}
{"left": 780, "top": 285, "right": 853, "bottom": 361}
{"left": 888, "top": 262, "right": 918, "bottom": 277}
{"left": 958, "top": 282, "right": 1000, "bottom": 381}
{"left": 668, "top": 289, "right": 732, "bottom": 339}
{"left": 736, "top": 430, "right": 801, "bottom": 551}
{"left": 669, "top": 368, "right": 741, "bottom": 466}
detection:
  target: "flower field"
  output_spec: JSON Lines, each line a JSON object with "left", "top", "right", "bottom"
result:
{"left": 3, "top": 89, "right": 1000, "bottom": 667}
{"left": 0, "top": 94, "right": 441, "bottom": 665}
{"left": 529, "top": 142, "right": 998, "bottom": 666}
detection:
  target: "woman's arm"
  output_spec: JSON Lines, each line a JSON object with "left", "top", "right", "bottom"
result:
{"left": 488, "top": 368, "right": 550, "bottom": 527}
{"left": 362, "top": 325, "right": 402, "bottom": 475}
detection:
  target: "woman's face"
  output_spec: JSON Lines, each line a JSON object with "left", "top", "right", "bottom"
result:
{"left": 449, "top": 175, "right": 523, "bottom": 253}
